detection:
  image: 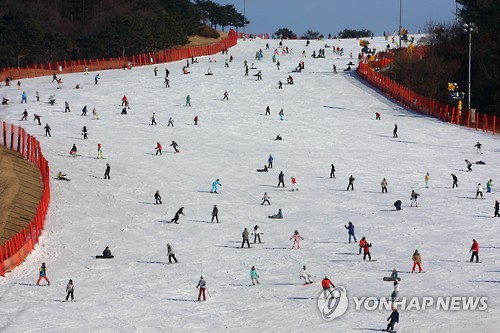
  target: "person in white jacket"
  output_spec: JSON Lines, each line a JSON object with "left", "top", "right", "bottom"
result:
{"left": 252, "top": 225, "right": 262, "bottom": 243}
{"left": 167, "top": 244, "right": 177, "bottom": 263}
{"left": 300, "top": 265, "right": 313, "bottom": 284}
{"left": 476, "top": 183, "right": 483, "bottom": 198}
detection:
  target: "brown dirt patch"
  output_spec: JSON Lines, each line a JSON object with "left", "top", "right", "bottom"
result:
{"left": 187, "top": 31, "right": 229, "bottom": 47}
{"left": 0, "top": 146, "right": 43, "bottom": 246}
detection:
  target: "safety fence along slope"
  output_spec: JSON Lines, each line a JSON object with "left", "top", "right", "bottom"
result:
{"left": 357, "top": 49, "right": 498, "bottom": 135}
{"left": 1, "top": 30, "right": 238, "bottom": 81}
{"left": 0, "top": 123, "right": 50, "bottom": 276}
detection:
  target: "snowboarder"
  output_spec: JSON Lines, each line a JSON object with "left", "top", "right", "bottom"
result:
{"left": 69, "top": 144, "right": 77, "bottom": 156}
{"left": 411, "top": 250, "right": 422, "bottom": 272}
{"left": 393, "top": 124, "right": 398, "bottom": 138}
{"left": 155, "top": 191, "right": 162, "bottom": 204}
{"left": 211, "top": 179, "right": 221, "bottom": 193}
{"left": 290, "top": 230, "right": 303, "bottom": 249}
{"left": 252, "top": 225, "right": 262, "bottom": 243}
{"left": 277, "top": 171, "right": 285, "bottom": 188}
{"left": 257, "top": 165, "right": 268, "bottom": 172}
{"left": 57, "top": 171, "right": 69, "bottom": 180}
{"left": 474, "top": 141, "right": 482, "bottom": 154}
{"left": 36, "top": 263, "right": 50, "bottom": 285}
{"left": 196, "top": 276, "right": 206, "bottom": 301}
{"left": 154, "top": 67, "right": 158, "bottom": 76}
{"left": 170, "top": 141, "right": 179, "bottom": 153}
{"left": 279, "top": 109, "right": 284, "bottom": 120}
{"left": 100, "top": 246, "right": 113, "bottom": 258}
{"left": 268, "top": 209, "right": 283, "bottom": 219}
{"left": 44, "top": 123, "right": 51, "bottom": 136}
{"left": 94, "top": 74, "right": 100, "bottom": 84}
{"left": 410, "top": 190, "right": 419, "bottom": 207}
{"left": 97, "top": 144, "right": 103, "bottom": 159}
{"left": 470, "top": 239, "right": 479, "bottom": 263}
{"left": 359, "top": 237, "right": 367, "bottom": 255}
{"left": 476, "top": 183, "right": 483, "bottom": 198}
{"left": 167, "top": 244, "right": 177, "bottom": 263}
{"left": 291, "top": 176, "right": 298, "bottom": 191}
{"left": 186, "top": 95, "right": 191, "bottom": 106}
{"left": 82, "top": 126, "right": 88, "bottom": 139}
{"left": 21, "top": 91, "right": 27, "bottom": 103}
{"left": 151, "top": 113, "right": 157, "bottom": 125}
{"left": 425, "top": 172, "right": 430, "bottom": 188}
{"left": 36, "top": 91, "right": 40, "bottom": 101}
{"left": 65, "top": 280, "right": 74, "bottom": 301}
{"left": 21, "top": 109, "right": 28, "bottom": 121}
{"left": 346, "top": 175, "right": 355, "bottom": 191}
{"left": 278, "top": 81, "right": 283, "bottom": 89}
{"left": 92, "top": 108, "right": 99, "bottom": 120}
{"left": 267, "top": 155, "right": 273, "bottom": 168}
{"left": 250, "top": 266, "right": 260, "bottom": 285}
{"left": 451, "top": 173, "right": 459, "bottom": 188}
{"left": 394, "top": 200, "right": 402, "bottom": 211}
{"left": 261, "top": 192, "right": 271, "bottom": 205}
{"left": 381, "top": 178, "right": 388, "bottom": 193}
{"left": 211, "top": 205, "right": 219, "bottom": 222}
{"left": 64, "top": 101, "right": 70, "bottom": 112}
{"left": 81, "top": 105, "right": 87, "bottom": 116}
{"left": 48, "top": 95, "right": 55, "bottom": 105}
{"left": 486, "top": 179, "right": 493, "bottom": 193}
{"left": 164, "top": 77, "right": 170, "bottom": 87}
{"left": 344, "top": 222, "right": 357, "bottom": 243}
{"left": 194, "top": 115, "right": 199, "bottom": 125}
{"left": 300, "top": 265, "right": 313, "bottom": 284}
{"left": 375, "top": 112, "right": 381, "bottom": 120}
{"left": 385, "top": 307, "right": 399, "bottom": 332}
{"left": 104, "top": 163, "right": 111, "bottom": 179}
{"left": 167, "top": 117, "right": 174, "bottom": 127}
{"left": 223, "top": 91, "right": 229, "bottom": 100}
{"left": 165, "top": 68, "right": 170, "bottom": 77}
{"left": 332, "top": 64, "right": 337, "bottom": 73}
{"left": 465, "top": 159, "right": 472, "bottom": 172}
{"left": 155, "top": 142, "right": 162, "bottom": 155}
{"left": 362, "top": 238, "right": 372, "bottom": 260}
{"left": 321, "top": 276, "right": 336, "bottom": 299}
{"left": 330, "top": 164, "right": 336, "bottom": 178}
{"left": 241, "top": 228, "right": 251, "bottom": 248}
{"left": 265, "top": 106, "right": 271, "bottom": 115}
{"left": 171, "top": 207, "right": 185, "bottom": 224}
{"left": 121, "top": 95, "right": 128, "bottom": 106}
{"left": 494, "top": 200, "right": 499, "bottom": 217}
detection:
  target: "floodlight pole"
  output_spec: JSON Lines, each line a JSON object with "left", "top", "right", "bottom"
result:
{"left": 463, "top": 19, "right": 474, "bottom": 110}
{"left": 399, "top": 0, "right": 402, "bottom": 47}
{"left": 243, "top": 0, "right": 246, "bottom": 39}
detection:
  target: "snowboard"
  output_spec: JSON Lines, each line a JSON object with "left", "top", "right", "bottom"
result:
{"left": 96, "top": 255, "right": 114, "bottom": 259}
{"left": 303, "top": 282, "right": 315, "bottom": 286}
{"left": 383, "top": 277, "right": 401, "bottom": 282}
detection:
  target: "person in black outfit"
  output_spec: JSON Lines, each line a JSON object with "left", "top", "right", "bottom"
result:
{"left": 393, "top": 124, "right": 398, "bottom": 138}
{"left": 155, "top": 191, "right": 162, "bottom": 204}
{"left": 171, "top": 207, "right": 185, "bottom": 223}
{"left": 82, "top": 126, "right": 88, "bottom": 139}
{"left": 265, "top": 106, "right": 270, "bottom": 115}
{"left": 451, "top": 173, "right": 458, "bottom": 188}
{"left": 330, "top": 164, "right": 336, "bottom": 178}
{"left": 165, "top": 68, "right": 169, "bottom": 78}
{"left": 394, "top": 200, "right": 402, "bottom": 211}
{"left": 346, "top": 175, "right": 355, "bottom": 191}
{"left": 386, "top": 308, "right": 399, "bottom": 332}
{"left": 44, "top": 124, "right": 51, "bottom": 136}
{"left": 278, "top": 171, "right": 285, "bottom": 187}
{"left": 211, "top": 205, "right": 219, "bottom": 222}
{"left": 104, "top": 163, "right": 111, "bottom": 179}
{"left": 494, "top": 200, "right": 499, "bottom": 217}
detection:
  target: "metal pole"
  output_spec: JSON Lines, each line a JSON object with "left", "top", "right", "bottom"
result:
{"left": 468, "top": 20, "right": 472, "bottom": 110}
{"left": 243, "top": 0, "right": 246, "bottom": 39}
{"left": 399, "top": 0, "right": 402, "bottom": 47}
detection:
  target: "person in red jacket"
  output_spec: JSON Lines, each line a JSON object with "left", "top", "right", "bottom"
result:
{"left": 121, "top": 95, "right": 128, "bottom": 106}
{"left": 363, "top": 239, "right": 372, "bottom": 261}
{"left": 155, "top": 142, "right": 162, "bottom": 155}
{"left": 470, "top": 239, "right": 479, "bottom": 263}
{"left": 359, "top": 237, "right": 367, "bottom": 255}
{"left": 194, "top": 115, "right": 199, "bottom": 125}
{"left": 321, "top": 276, "right": 336, "bottom": 299}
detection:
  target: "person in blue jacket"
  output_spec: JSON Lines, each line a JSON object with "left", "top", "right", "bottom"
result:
{"left": 21, "top": 91, "right": 27, "bottom": 103}
{"left": 211, "top": 179, "right": 221, "bottom": 193}
{"left": 268, "top": 155, "right": 273, "bottom": 168}
{"left": 344, "top": 222, "right": 357, "bottom": 243}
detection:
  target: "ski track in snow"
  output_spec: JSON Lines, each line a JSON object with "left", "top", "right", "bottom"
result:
{"left": 0, "top": 36, "right": 499, "bottom": 332}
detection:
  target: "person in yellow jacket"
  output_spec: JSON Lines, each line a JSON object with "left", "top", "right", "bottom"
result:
{"left": 425, "top": 173, "right": 430, "bottom": 188}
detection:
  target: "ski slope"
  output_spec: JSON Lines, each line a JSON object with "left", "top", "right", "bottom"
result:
{"left": 0, "top": 36, "right": 499, "bottom": 333}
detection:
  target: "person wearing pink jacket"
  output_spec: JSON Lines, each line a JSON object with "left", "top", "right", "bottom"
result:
{"left": 290, "top": 230, "right": 304, "bottom": 249}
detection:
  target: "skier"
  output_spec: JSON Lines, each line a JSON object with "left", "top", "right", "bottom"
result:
{"left": 330, "top": 164, "right": 336, "bottom": 178}
{"left": 154, "top": 191, "right": 162, "bottom": 204}
{"left": 381, "top": 178, "right": 388, "bottom": 193}
{"left": 154, "top": 67, "right": 158, "bottom": 76}
{"left": 64, "top": 101, "right": 70, "bottom": 112}
{"left": 21, "top": 109, "right": 28, "bottom": 121}
{"left": 470, "top": 239, "right": 479, "bottom": 263}
{"left": 393, "top": 124, "right": 398, "bottom": 138}
{"left": 167, "top": 244, "right": 178, "bottom": 263}
{"left": 425, "top": 173, "right": 430, "bottom": 188}
{"left": 267, "top": 155, "right": 273, "bottom": 168}
{"left": 278, "top": 81, "right": 283, "bottom": 89}
{"left": 300, "top": 265, "right": 314, "bottom": 284}
{"left": 81, "top": 105, "right": 87, "bottom": 116}
{"left": 167, "top": 117, "right": 174, "bottom": 126}
{"left": 252, "top": 225, "right": 262, "bottom": 243}
{"left": 279, "top": 109, "right": 284, "bottom": 120}
{"left": 385, "top": 307, "right": 399, "bottom": 332}
{"left": 196, "top": 276, "right": 206, "bottom": 301}
{"left": 363, "top": 238, "right": 372, "bottom": 261}
{"left": 36, "top": 263, "right": 50, "bottom": 285}
{"left": 104, "top": 163, "right": 111, "bottom": 179}
{"left": 375, "top": 112, "right": 381, "bottom": 120}
{"left": 321, "top": 276, "right": 336, "bottom": 299}
{"left": 250, "top": 266, "right": 260, "bottom": 285}
{"left": 290, "top": 230, "right": 303, "bottom": 249}
{"left": 268, "top": 209, "right": 283, "bottom": 219}
{"left": 358, "top": 237, "right": 367, "bottom": 255}
{"left": 346, "top": 175, "right": 355, "bottom": 191}
{"left": 36, "top": 92, "right": 40, "bottom": 101}
{"left": 411, "top": 250, "right": 422, "bottom": 272}
{"left": 265, "top": 106, "right": 271, "bottom": 115}
{"left": 94, "top": 74, "right": 100, "bottom": 84}
{"left": 52, "top": 73, "right": 58, "bottom": 82}
{"left": 261, "top": 192, "right": 271, "bottom": 205}
{"left": 476, "top": 183, "right": 483, "bottom": 198}
{"left": 65, "top": 280, "right": 74, "bottom": 301}
{"left": 474, "top": 141, "right": 482, "bottom": 154}
{"left": 92, "top": 108, "right": 99, "bottom": 120}
{"left": 486, "top": 179, "right": 493, "bottom": 193}
{"left": 211, "top": 205, "right": 219, "bottom": 222}
{"left": 410, "top": 190, "right": 419, "bottom": 207}
{"left": 186, "top": 95, "right": 191, "bottom": 106}
{"left": 344, "top": 222, "right": 357, "bottom": 243}
{"left": 241, "top": 228, "right": 251, "bottom": 248}
{"left": 291, "top": 176, "right": 298, "bottom": 191}
{"left": 151, "top": 113, "right": 157, "bottom": 125}
{"left": 164, "top": 77, "right": 170, "bottom": 87}
{"left": 451, "top": 173, "right": 459, "bottom": 188}
{"left": 82, "top": 126, "right": 88, "bottom": 139}
{"left": 277, "top": 171, "right": 285, "bottom": 188}
{"left": 223, "top": 91, "right": 229, "bottom": 100}
{"left": 170, "top": 141, "right": 179, "bottom": 153}
{"left": 165, "top": 68, "right": 170, "bottom": 78}
{"left": 494, "top": 200, "right": 499, "bottom": 217}
{"left": 465, "top": 159, "right": 472, "bottom": 172}
{"left": 394, "top": 200, "right": 402, "bottom": 211}
{"left": 97, "top": 143, "right": 103, "bottom": 159}
{"left": 21, "top": 91, "right": 27, "bottom": 103}
{"left": 211, "top": 179, "right": 221, "bottom": 193}
{"left": 69, "top": 144, "right": 77, "bottom": 156}
{"left": 194, "top": 115, "right": 199, "bottom": 125}
{"left": 44, "top": 123, "right": 51, "bottom": 136}
{"left": 171, "top": 207, "right": 185, "bottom": 224}
{"left": 155, "top": 142, "right": 162, "bottom": 155}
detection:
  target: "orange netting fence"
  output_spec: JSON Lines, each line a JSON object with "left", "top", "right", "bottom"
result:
{"left": 357, "top": 49, "right": 498, "bottom": 135}
{"left": 0, "top": 123, "right": 50, "bottom": 276}
{"left": 1, "top": 29, "right": 238, "bottom": 81}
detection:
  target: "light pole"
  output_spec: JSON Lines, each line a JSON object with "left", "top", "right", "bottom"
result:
{"left": 463, "top": 19, "right": 475, "bottom": 111}
{"left": 398, "top": 0, "right": 402, "bottom": 47}
{"left": 243, "top": 0, "right": 246, "bottom": 40}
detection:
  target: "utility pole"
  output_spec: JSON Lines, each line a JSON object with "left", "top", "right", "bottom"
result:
{"left": 463, "top": 19, "right": 475, "bottom": 111}
{"left": 398, "top": 0, "right": 402, "bottom": 48}
{"left": 243, "top": 0, "right": 246, "bottom": 40}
